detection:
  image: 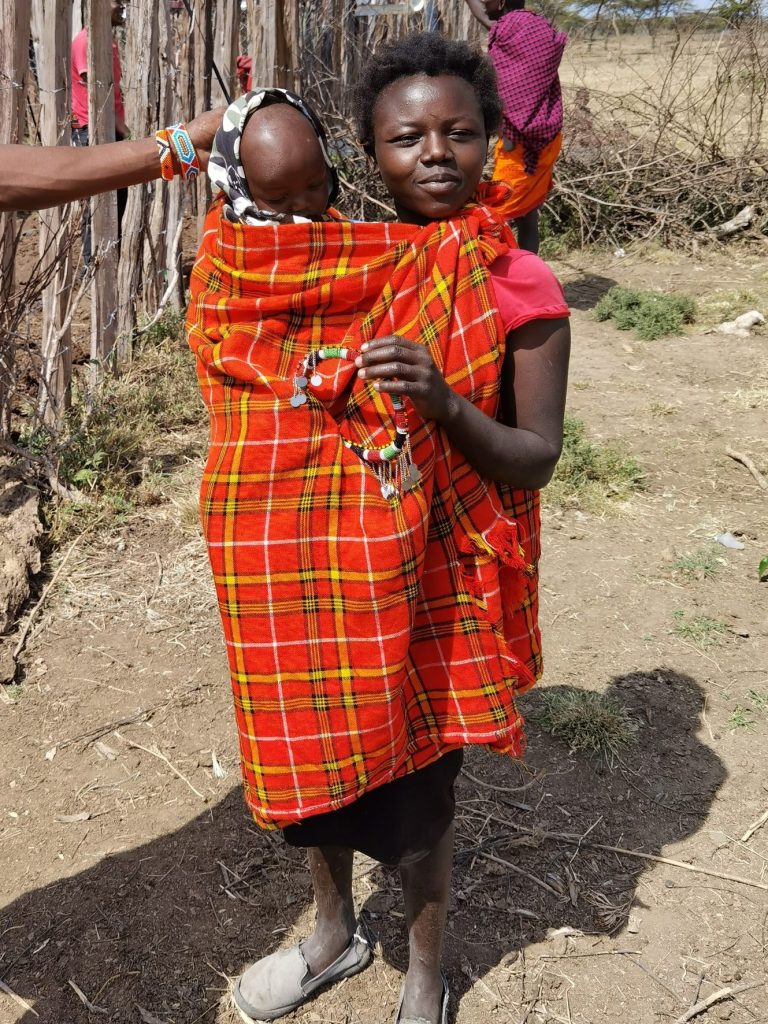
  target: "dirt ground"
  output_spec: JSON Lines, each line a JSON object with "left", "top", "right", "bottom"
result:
{"left": 1, "top": 246, "right": 767, "bottom": 1024}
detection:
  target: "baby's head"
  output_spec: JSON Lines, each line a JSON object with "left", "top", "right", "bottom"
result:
{"left": 208, "top": 89, "right": 339, "bottom": 225}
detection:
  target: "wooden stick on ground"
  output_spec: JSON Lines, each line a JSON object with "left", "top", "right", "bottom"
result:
{"left": 725, "top": 447, "right": 768, "bottom": 490}
{"left": 117, "top": 734, "right": 208, "bottom": 802}
{"left": 741, "top": 807, "right": 768, "bottom": 843}
{"left": 0, "top": 979, "right": 39, "bottom": 1018}
{"left": 461, "top": 810, "right": 768, "bottom": 891}
{"left": 12, "top": 522, "right": 99, "bottom": 661}
{"left": 462, "top": 767, "right": 542, "bottom": 795}
{"left": 674, "top": 980, "right": 764, "bottom": 1023}
{"left": 478, "top": 851, "right": 562, "bottom": 898}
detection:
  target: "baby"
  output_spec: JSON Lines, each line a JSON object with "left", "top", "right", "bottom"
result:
{"left": 207, "top": 88, "right": 339, "bottom": 224}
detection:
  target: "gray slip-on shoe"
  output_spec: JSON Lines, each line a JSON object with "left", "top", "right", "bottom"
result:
{"left": 232, "top": 922, "right": 373, "bottom": 1023}
{"left": 393, "top": 975, "right": 449, "bottom": 1024}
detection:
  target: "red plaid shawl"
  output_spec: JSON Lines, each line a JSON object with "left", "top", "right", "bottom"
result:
{"left": 187, "top": 188, "right": 541, "bottom": 828}
{"left": 489, "top": 10, "right": 567, "bottom": 174}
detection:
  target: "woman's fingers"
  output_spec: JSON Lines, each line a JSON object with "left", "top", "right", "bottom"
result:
{"left": 355, "top": 336, "right": 431, "bottom": 380}
{"left": 358, "top": 360, "right": 423, "bottom": 381}
{"left": 372, "top": 377, "right": 430, "bottom": 396}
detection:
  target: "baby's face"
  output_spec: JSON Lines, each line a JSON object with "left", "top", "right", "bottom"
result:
{"left": 240, "top": 104, "right": 332, "bottom": 221}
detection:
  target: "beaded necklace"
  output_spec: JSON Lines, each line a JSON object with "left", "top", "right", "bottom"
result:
{"left": 291, "top": 346, "right": 421, "bottom": 500}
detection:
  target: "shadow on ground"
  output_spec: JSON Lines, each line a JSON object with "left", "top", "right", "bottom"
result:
{"left": 561, "top": 272, "right": 617, "bottom": 311}
{"left": 1, "top": 668, "right": 724, "bottom": 1023}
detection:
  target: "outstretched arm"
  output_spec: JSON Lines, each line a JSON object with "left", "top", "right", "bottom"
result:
{"left": 356, "top": 316, "right": 571, "bottom": 489}
{"left": 464, "top": 0, "right": 492, "bottom": 31}
{"left": 0, "top": 107, "right": 224, "bottom": 213}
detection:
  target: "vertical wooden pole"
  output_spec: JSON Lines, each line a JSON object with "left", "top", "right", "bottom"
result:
{"left": 193, "top": 0, "right": 213, "bottom": 237}
{"left": 0, "top": 0, "right": 31, "bottom": 436}
{"left": 35, "top": 0, "right": 75, "bottom": 427}
{"left": 116, "top": 0, "right": 159, "bottom": 358}
{"left": 87, "top": 0, "right": 119, "bottom": 379}
{"left": 213, "top": 0, "right": 239, "bottom": 105}
{"left": 248, "top": 0, "right": 299, "bottom": 92}
{"left": 149, "top": 0, "right": 185, "bottom": 312}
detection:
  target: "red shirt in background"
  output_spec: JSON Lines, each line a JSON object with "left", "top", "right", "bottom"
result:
{"left": 71, "top": 27, "right": 125, "bottom": 129}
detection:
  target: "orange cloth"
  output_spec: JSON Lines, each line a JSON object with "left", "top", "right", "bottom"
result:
{"left": 186, "top": 188, "right": 539, "bottom": 829}
{"left": 490, "top": 132, "right": 562, "bottom": 220}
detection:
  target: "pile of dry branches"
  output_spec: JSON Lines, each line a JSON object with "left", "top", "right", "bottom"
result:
{"left": 548, "top": 21, "right": 768, "bottom": 246}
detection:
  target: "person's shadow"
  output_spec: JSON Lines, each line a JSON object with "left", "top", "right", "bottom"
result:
{"left": 360, "top": 669, "right": 725, "bottom": 1020}
{"left": 1, "top": 669, "right": 724, "bottom": 1023}
{"left": 560, "top": 272, "right": 617, "bottom": 311}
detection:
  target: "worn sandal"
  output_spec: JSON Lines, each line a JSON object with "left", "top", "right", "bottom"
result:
{"left": 393, "top": 975, "right": 449, "bottom": 1024}
{"left": 232, "top": 922, "right": 373, "bottom": 1023}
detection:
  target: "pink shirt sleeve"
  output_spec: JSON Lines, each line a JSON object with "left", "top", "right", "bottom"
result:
{"left": 71, "top": 29, "right": 88, "bottom": 80}
{"left": 488, "top": 250, "right": 570, "bottom": 333}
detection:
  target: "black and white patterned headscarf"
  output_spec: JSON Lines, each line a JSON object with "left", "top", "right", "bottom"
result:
{"left": 207, "top": 87, "right": 340, "bottom": 225}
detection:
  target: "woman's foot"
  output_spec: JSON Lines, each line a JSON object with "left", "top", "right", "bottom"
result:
{"left": 300, "top": 911, "right": 356, "bottom": 974}
{"left": 234, "top": 923, "right": 372, "bottom": 1022}
{"left": 398, "top": 967, "right": 446, "bottom": 1023}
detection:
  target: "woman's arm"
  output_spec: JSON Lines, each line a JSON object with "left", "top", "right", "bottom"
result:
{"left": 356, "top": 316, "right": 571, "bottom": 489}
{"left": 0, "top": 107, "right": 224, "bottom": 213}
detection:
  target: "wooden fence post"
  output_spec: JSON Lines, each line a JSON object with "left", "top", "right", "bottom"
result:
{"left": 35, "top": 0, "right": 75, "bottom": 427}
{"left": 193, "top": 0, "right": 213, "bottom": 236}
{"left": 151, "top": 0, "right": 185, "bottom": 312}
{"left": 0, "top": 0, "right": 31, "bottom": 436}
{"left": 213, "top": 0, "right": 239, "bottom": 105}
{"left": 248, "top": 0, "right": 300, "bottom": 92}
{"left": 116, "top": 0, "right": 159, "bottom": 358}
{"left": 87, "top": 0, "right": 119, "bottom": 382}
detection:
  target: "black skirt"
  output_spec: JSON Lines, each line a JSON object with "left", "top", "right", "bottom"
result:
{"left": 283, "top": 749, "right": 464, "bottom": 865}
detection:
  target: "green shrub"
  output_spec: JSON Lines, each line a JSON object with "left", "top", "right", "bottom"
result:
{"left": 546, "top": 415, "right": 644, "bottom": 512}
{"left": 23, "top": 309, "right": 205, "bottom": 543}
{"left": 595, "top": 286, "right": 696, "bottom": 340}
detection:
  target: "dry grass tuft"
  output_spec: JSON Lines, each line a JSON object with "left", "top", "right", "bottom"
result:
{"left": 524, "top": 686, "right": 638, "bottom": 763}
{"left": 671, "top": 544, "right": 724, "bottom": 581}
{"left": 545, "top": 415, "right": 644, "bottom": 514}
{"left": 29, "top": 310, "right": 206, "bottom": 543}
{"left": 672, "top": 610, "right": 728, "bottom": 646}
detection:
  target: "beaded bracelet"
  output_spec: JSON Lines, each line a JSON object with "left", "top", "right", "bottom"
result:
{"left": 291, "top": 345, "right": 421, "bottom": 500}
{"left": 155, "top": 128, "right": 175, "bottom": 181}
{"left": 155, "top": 123, "right": 200, "bottom": 182}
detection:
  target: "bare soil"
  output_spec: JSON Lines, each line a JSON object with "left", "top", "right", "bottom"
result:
{"left": 1, "top": 247, "right": 767, "bottom": 1024}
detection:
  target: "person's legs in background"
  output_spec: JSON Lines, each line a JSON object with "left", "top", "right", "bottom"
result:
{"left": 72, "top": 125, "right": 91, "bottom": 267}
{"left": 73, "top": 125, "right": 127, "bottom": 270}
{"left": 514, "top": 207, "right": 540, "bottom": 254}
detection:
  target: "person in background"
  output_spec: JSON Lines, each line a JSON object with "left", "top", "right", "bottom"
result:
{"left": 71, "top": 0, "right": 129, "bottom": 267}
{"left": 236, "top": 55, "right": 254, "bottom": 94}
{"left": 465, "top": 0, "right": 566, "bottom": 254}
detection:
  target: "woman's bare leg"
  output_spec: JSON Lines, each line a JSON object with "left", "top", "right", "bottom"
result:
{"left": 514, "top": 208, "right": 540, "bottom": 254}
{"left": 301, "top": 845, "right": 357, "bottom": 973}
{"left": 398, "top": 822, "right": 454, "bottom": 1022}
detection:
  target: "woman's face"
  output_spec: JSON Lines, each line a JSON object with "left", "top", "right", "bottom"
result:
{"left": 371, "top": 74, "right": 488, "bottom": 225}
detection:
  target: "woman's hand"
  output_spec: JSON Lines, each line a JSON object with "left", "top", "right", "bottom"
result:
{"left": 355, "top": 336, "right": 457, "bottom": 424}
{"left": 187, "top": 106, "right": 226, "bottom": 172}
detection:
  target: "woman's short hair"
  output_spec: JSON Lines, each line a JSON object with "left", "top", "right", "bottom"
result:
{"left": 355, "top": 32, "right": 502, "bottom": 149}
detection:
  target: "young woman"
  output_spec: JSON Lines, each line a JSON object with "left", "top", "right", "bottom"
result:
{"left": 186, "top": 34, "right": 570, "bottom": 1024}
